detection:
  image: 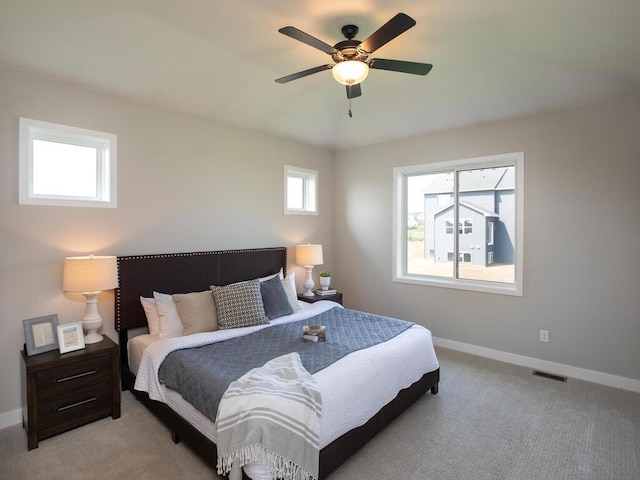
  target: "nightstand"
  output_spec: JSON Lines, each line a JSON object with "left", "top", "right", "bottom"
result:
{"left": 298, "top": 292, "right": 343, "bottom": 305}
{"left": 21, "top": 335, "right": 120, "bottom": 450}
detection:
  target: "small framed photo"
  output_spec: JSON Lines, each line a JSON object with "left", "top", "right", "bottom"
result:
{"left": 303, "top": 325, "right": 326, "bottom": 342}
{"left": 57, "top": 322, "right": 85, "bottom": 354}
{"left": 23, "top": 314, "right": 60, "bottom": 356}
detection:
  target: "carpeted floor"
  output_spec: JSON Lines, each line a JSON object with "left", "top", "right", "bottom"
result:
{"left": 1, "top": 347, "right": 638, "bottom": 479}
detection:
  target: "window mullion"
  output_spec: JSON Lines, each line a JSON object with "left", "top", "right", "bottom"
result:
{"left": 453, "top": 169, "right": 459, "bottom": 279}
{"left": 402, "top": 173, "right": 409, "bottom": 277}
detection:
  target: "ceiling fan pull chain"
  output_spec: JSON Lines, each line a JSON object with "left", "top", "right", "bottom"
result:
{"left": 348, "top": 89, "right": 353, "bottom": 118}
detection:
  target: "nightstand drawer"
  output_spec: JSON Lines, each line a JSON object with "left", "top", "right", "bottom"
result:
{"left": 37, "top": 355, "right": 112, "bottom": 400}
{"left": 38, "top": 381, "right": 113, "bottom": 432}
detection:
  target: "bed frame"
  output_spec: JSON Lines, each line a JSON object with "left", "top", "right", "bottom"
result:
{"left": 115, "top": 246, "right": 439, "bottom": 479}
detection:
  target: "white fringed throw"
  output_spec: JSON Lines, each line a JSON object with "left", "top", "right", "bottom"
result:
{"left": 216, "top": 353, "right": 322, "bottom": 480}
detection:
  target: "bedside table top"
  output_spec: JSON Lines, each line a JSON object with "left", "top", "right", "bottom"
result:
{"left": 298, "top": 292, "right": 343, "bottom": 305}
{"left": 21, "top": 335, "right": 118, "bottom": 369}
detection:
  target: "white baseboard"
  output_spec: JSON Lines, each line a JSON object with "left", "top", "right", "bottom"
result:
{"left": 0, "top": 408, "right": 22, "bottom": 429}
{"left": 433, "top": 337, "right": 640, "bottom": 394}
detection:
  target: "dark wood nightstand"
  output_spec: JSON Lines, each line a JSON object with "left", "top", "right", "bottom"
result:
{"left": 298, "top": 292, "right": 343, "bottom": 305}
{"left": 21, "top": 335, "right": 120, "bottom": 450}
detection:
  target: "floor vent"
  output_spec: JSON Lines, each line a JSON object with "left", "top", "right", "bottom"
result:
{"left": 532, "top": 370, "right": 567, "bottom": 382}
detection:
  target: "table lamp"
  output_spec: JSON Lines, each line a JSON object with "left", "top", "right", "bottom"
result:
{"left": 295, "top": 244, "right": 323, "bottom": 297}
{"left": 63, "top": 255, "right": 118, "bottom": 344}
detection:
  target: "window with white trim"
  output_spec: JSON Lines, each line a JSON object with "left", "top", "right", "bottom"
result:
{"left": 19, "top": 118, "right": 117, "bottom": 207}
{"left": 393, "top": 152, "right": 524, "bottom": 296}
{"left": 446, "top": 219, "right": 473, "bottom": 235}
{"left": 285, "top": 165, "right": 317, "bottom": 215}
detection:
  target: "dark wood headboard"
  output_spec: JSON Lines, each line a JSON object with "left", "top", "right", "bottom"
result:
{"left": 114, "top": 247, "right": 287, "bottom": 369}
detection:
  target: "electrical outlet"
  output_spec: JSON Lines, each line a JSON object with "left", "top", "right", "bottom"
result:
{"left": 540, "top": 330, "right": 549, "bottom": 343}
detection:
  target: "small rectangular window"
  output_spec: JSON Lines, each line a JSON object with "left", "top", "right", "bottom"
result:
{"left": 445, "top": 220, "right": 453, "bottom": 235}
{"left": 487, "top": 221, "right": 494, "bottom": 246}
{"left": 19, "top": 118, "right": 117, "bottom": 208}
{"left": 285, "top": 165, "right": 317, "bottom": 215}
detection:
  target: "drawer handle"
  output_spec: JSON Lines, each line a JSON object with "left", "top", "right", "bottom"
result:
{"left": 57, "top": 397, "right": 97, "bottom": 412}
{"left": 57, "top": 370, "right": 97, "bottom": 383}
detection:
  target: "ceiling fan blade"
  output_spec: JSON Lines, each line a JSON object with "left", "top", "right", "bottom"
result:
{"left": 359, "top": 13, "right": 416, "bottom": 54}
{"left": 275, "top": 64, "right": 333, "bottom": 84}
{"left": 346, "top": 83, "right": 362, "bottom": 99}
{"left": 369, "top": 58, "right": 433, "bottom": 75}
{"left": 278, "top": 26, "right": 337, "bottom": 54}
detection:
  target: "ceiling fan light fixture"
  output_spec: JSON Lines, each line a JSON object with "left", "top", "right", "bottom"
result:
{"left": 332, "top": 60, "right": 369, "bottom": 85}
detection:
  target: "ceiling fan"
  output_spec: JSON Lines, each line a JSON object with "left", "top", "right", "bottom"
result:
{"left": 275, "top": 13, "right": 433, "bottom": 100}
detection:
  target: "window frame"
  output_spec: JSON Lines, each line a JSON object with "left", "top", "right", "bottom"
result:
{"left": 284, "top": 165, "right": 318, "bottom": 215}
{"left": 393, "top": 152, "right": 524, "bottom": 296}
{"left": 19, "top": 117, "right": 117, "bottom": 208}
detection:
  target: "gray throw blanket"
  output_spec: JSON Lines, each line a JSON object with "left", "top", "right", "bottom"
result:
{"left": 158, "top": 307, "right": 414, "bottom": 423}
{"left": 216, "top": 352, "right": 321, "bottom": 480}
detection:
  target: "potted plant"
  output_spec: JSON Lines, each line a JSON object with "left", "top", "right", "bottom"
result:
{"left": 319, "top": 271, "right": 331, "bottom": 290}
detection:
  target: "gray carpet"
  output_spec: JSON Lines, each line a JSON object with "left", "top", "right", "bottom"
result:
{"left": 1, "top": 347, "right": 638, "bottom": 479}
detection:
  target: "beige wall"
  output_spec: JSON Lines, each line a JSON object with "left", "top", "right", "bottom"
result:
{"left": 2, "top": 62, "right": 639, "bottom": 423}
{"left": 334, "top": 98, "right": 640, "bottom": 382}
{"left": 0, "top": 65, "right": 335, "bottom": 419}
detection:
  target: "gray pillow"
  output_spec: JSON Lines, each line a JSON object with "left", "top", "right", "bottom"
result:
{"left": 210, "top": 279, "right": 269, "bottom": 329}
{"left": 260, "top": 275, "right": 294, "bottom": 320}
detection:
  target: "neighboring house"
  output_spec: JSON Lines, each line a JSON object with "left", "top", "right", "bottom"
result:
{"left": 423, "top": 167, "right": 515, "bottom": 266}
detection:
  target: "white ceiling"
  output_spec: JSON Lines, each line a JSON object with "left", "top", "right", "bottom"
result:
{"left": 2, "top": 0, "right": 639, "bottom": 150}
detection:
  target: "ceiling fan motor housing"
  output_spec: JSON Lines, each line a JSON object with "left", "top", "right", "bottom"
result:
{"left": 332, "top": 39, "right": 369, "bottom": 63}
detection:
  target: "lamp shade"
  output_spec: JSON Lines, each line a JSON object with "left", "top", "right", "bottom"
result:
{"left": 63, "top": 255, "right": 119, "bottom": 292}
{"left": 332, "top": 60, "right": 370, "bottom": 85}
{"left": 295, "top": 244, "right": 323, "bottom": 266}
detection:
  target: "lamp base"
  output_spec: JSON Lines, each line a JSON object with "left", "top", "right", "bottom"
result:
{"left": 302, "top": 266, "right": 315, "bottom": 297}
{"left": 84, "top": 331, "right": 104, "bottom": 344}
{"left": 82, "top": 293, "right": 104, "bottom": 344}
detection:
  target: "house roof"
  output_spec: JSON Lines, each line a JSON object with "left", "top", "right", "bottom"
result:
{"left": 434, "top": 201, "right": 498, "bottom": 218}
{"left": 420, "top": 167, "right": 514, "bottom": 195}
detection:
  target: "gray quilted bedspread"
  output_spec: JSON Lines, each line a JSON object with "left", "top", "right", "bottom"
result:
{"left": 158, "top": 307, "right": 413, "bottom": 422}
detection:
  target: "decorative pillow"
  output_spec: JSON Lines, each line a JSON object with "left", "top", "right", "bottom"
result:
{"left": 258, "top": 268, "right": 284, "bottom": 282}
{"left": 140, "top": 296, "right": 160, "bottom": 335}
{"left": 281, "top": 272, "right": 301, "bottom": 311}
{"left": 153, "top": 292, "right": 184, "bottom": 338}
{"left": 260, "top": 275, "right": 294, "bottom": 320}
{"left": 210, "top": 279, "right": 269, "bottom": 330}
{"left": 173, "top": 290, "right": 219, "bottom": 335}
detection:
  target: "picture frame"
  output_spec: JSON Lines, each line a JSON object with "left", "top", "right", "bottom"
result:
{"left": 23, "top": 314, "right": 60, "bottom": 356}
{"left": 303, "top": 325, "right": 326, "bottom": 342}
{"left": 57, "top": 322, "right": 85, "bottom": 354}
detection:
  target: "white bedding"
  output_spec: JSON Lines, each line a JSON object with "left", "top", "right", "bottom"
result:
{"left": 131, "top": 301, "right": 439, "bottom": 477}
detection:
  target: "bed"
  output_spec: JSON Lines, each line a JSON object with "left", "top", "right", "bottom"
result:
{"left": 115, "top": 247, "right": 439, "bottom": 479}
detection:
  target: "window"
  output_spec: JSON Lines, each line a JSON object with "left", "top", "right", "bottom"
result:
{"left": 447, "top": 252, "right": 471, "bottom": 263}
{"left": 19, "top": 118, "right": 117, "bottom": 207}
{"left": 393, "top": 152, "right": 524, "bottom": 296}
{"left": 446, "top": 219, "right": 473, "bottom": 235}
{"left": 487, "top": 221, "right": 495, "bottom": 246}
{"left": 285, "top": 165, "right": 317, "bottom": 215}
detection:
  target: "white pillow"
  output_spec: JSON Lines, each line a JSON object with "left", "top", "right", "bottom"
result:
{"left": 140, "top": 296, "right": 160, "bottom": 335}
{"left": 153, "top": 291, "right": 184, "bottom": 338}
{"left": 281, "top": 272, "right": 301, "bottom": 311}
